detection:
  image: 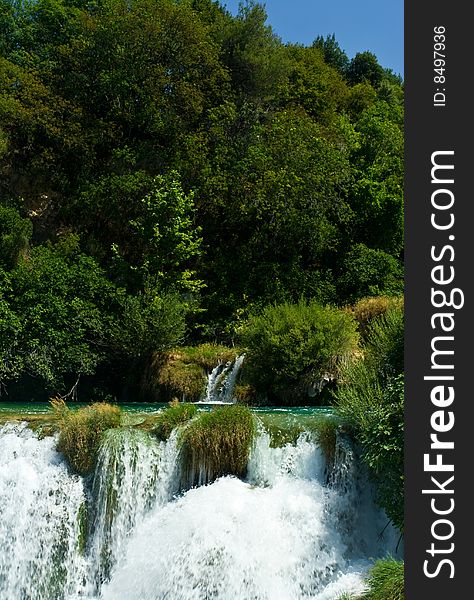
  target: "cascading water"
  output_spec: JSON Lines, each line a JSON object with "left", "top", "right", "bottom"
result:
{"left": 200, "top": 354, "right": 245, "bottom": 404}
{"left": 0, "top": 416, "right": 401, "bottom": 600}
{"left": 0, "top": 423, "right": 88, "bottom": 599}
{"left": 86, "top": 428, "right": 178, "bottom": 590}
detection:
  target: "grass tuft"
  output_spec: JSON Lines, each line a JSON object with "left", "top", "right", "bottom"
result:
{"left": 151, "top": 400, "right": 198, "bottom": 441}
{"left": 52, "top": 398, "right": 122, "bottom": 475}
{"left": 179, "top": 405, "right": 256, "bottom": 487}
{"left": 360, "top": 558, "right": 404, "bottom": 600}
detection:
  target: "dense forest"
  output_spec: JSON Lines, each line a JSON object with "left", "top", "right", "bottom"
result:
{"left": 0, "top": 0, "right": 404, "bottom": 402}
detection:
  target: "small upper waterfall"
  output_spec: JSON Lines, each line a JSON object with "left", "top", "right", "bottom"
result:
{"left": 199, "top": 354, "right": 245, "bottom": 404}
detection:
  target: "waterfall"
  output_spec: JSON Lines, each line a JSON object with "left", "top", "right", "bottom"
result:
{"left": 199, "top": 354, "right": 245, "bottom": 404}
{"left": 0, "top": 417, "right": 401, "bottom": 600}
{"left": 0, "top": 423, "right": 88, "bottom": 599}
{"left": 86, "top": 428, "right": 178, "bottom": 590}
{"left": 100, "top": 433, "right": 400, "bottom": 600}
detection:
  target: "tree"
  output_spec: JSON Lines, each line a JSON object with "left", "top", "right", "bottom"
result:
{"left": 347, "top": 51, "right": 384, "bottom": 87}
{"left": 312, "top": 34, "right": 350, "bottom": 76}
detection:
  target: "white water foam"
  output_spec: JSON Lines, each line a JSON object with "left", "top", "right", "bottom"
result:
{"left": 0, "top": 423, "right": 88, "bottom": 599}
{"left": 99, "top": 434, "right": 398, "bottom": 600}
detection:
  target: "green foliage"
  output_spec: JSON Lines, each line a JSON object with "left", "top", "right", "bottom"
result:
{"left": 0, "top": 236, "right": 189, "bottom": 397}
{"left": 312, "top": 34, "right": 350, "bottom": 76}
{"left": 152, "top": 401, "right": 198, "bottom": 441}
{"left": 179, "top": 405, "right": 256, "bottom": 487}
{"left": 347, "top": 52, "right": 385, "bottom": 87}
{"left": 0, "top": 205, "right": 32, "bottom": 269}
{"left": 349, "top": 296, "right": 404, "bottom": 339}
{"left": 239, "top": 300, "right": 359, "bottom": 403}
{"left": 107, "top": 172, "right": 203, "bottom": 293}
{"left": 53, "top": 399, "right": 122, "bottom": 475}
{"left": 339, "top": 244, "right": 403, "bottom": 303}
{"left": 0, "top": 0, "right": 404, "bottom": 401}
{"left": 360, "top": 558, "right": 404, "bottom": 600}
{"left": 335, "top": 308, "right": 404, "bottom": 530}
{"left": 0, "top": 239, "right": 119, "bottom": 391}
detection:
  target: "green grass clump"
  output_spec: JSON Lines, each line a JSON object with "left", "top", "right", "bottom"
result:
{"left": 179, "top": 405, "right": 256, "bottom": 487}
{"left": 313, "top": 416, "right": 340, "bottom": 466}
{"left": 53, "top": 398, "right": 122, "bottom": 475}
{"left": 258, "top": 412, "right": 340, "bottom": 456}
{"left": 176, "top": 344, "right": 240, "bottom": 372}
{"left": 360, "top": 558, "right": 404, "bottom": 600}
{"left": 335, "top": 307, "right": 404, "bottom": 531}
{"left": 152, "top": 401, "right": 198, "bottom": 441}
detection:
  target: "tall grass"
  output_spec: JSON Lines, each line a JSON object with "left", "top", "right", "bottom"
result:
{"left": 151, "top": 400, "right": 197, "bottom": 441}
{"left": 336, "top": 559, "right": 404, "bottom": 600}
{"left": 179, "top": 405, "right": 256, "bottom": 488}
{"left": 334, "top": 306, "right": 404, "bottom": 531}
{"left": 52, "top": 398, "right": 121, "bottom": 475}
{"left": 360, "top": 558, "right": 404, "bottom": 600}
{"left": 349, "top": 296, "right": 404, "bottom": 339}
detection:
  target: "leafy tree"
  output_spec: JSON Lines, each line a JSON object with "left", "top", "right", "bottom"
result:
{"left": 338, "top": 244, "right": 403, "bottom": 303}
{"left": 312, "top": 33, "right": 350, "bottom": 76}
{"left": 347, "top": 51, "right": 385, "bottom": 87}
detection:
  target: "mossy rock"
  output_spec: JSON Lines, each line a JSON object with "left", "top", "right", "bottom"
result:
{"left": 141, "top": 344, "right": 241, "bottom": 402}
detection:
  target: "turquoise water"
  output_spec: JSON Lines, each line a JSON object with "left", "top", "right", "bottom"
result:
{"left": 0, "top": 401, "right": 333, "bottom": 416}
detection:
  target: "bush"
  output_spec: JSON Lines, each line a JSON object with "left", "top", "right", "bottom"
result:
{"left": 360, "top": 558, "right": 404, "bottom": 600}
{"left": 238, "top": 300, "right": 359, "bottom": 403}
{"left": 53, "top": 399, "right": 122, "bottom": 475}
{"left": 179, "top": 405, "right": 256, "bottom": 487}
{"left": 152, "top": 400, "right": 198, "bottom": 441}
{"left": 335, "top": 309, "right": 404, "bottom": 530}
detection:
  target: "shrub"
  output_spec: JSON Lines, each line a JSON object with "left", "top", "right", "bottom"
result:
{"left": 335, "top": 309, "right": 404, "bottom": 530}
{"left": 152, "top": 400, "right": 198, "bottom": 441}
{"left": 179, "top": 405, "right": 256, "bottom": 488}
{"left": 238, "top": 300, "right": 359, "bottom": 403}
{"left": 360, "top": 558, "right": 404, "bottom": 600}
{"left": 53, "top": 399, "right": 122, "bottom": 475}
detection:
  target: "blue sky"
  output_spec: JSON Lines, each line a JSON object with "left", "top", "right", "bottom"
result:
{"left": 223, "top": 0, "right": 403, "bottom": 76}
